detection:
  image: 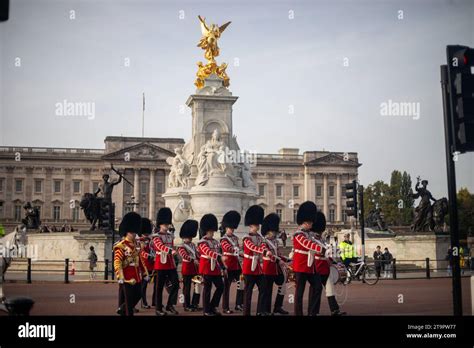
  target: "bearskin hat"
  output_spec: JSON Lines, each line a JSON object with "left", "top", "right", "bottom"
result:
{"left": 244, "top": 205, "right": 265, "bottom": 226}
{"left": 119, "top": 212, "right": 142, "bottom": 237}
{"left": 140, "top": 217, "right": 153, "bottom": 236}
{"left": 296, "top": 201, "right": 317, "bottom": 225}
{"left": 200, "top": 214, "right": 218, "bottom": 238}
{"left": 261, "top": 213, "right": 280, "bottom": 237}
{"left": 311, "top": 211, "right": 326, "bottom": 234}
{"left": 180, "top": 219, "right": 198, "bottom": 239}
{"left": 221, "top": 210, "right": 241, "bottom": 236}
{"left": 156, "top": 207, "right": 172, "bottom": 226}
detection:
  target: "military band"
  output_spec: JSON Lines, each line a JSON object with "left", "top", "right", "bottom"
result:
{"left": 115, "top": 200, "right": 348, "bottom": 316}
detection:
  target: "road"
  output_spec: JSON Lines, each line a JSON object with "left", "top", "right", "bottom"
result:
{"left": 2, "top": 277, "right": 472, "bottom": 316}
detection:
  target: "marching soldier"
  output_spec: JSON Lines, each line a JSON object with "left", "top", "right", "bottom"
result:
{"left": 114, "top": 212, "right": 149, "bottom": 316}
{"left": 198, "top": 214, "right": 227, "bottom": 316}
{"left": 177, "top": 219, "right": 201, "bottom": 312}
{"left": 219, "top": 210, "right": 244, "bottom": 314}
{"left": 261, "top": 213, "right": 290, "bottom": 315}
{"left": 293, "top": 201, "right": 324, "bottom": 316}
{"left": 310, "top": 212, "right": 346, "bottom": 316}
{"left": 152, "top": 207, "right": 180, "bottom": 316}
{"left": 242, "top": 205, "right": 272, "bottom": 316}
{"left": 137, "top": 217, "right": 155, "bottom": 309}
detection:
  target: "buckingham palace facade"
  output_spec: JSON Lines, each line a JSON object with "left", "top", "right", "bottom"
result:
{"left": 0, "top": 136, "right": 360, "bottom": 230}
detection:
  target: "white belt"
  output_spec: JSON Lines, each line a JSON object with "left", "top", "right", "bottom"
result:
{"left": 243, "top": 254, "right": 254, "bottom": 259}
{"left": 262, "top": 256, "right": 275, "bottom": 261}
{"left": 200, "top": 255, "right": 216, "bottom": 270}
{"left": 223, "top": 252, "right": 238, "bottom": 256}
{"left": 182, "top": 259, "right": 192, "bottom": 263}
{"left": 244, "top": 253, "right": 259, "bottom": 272}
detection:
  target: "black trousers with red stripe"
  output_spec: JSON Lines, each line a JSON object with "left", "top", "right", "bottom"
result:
{"left": 118, "top": 282, "right": 141, "bottom": 316}
{"left": 243, "top": 274, "right": 265, "bottom": 316}
{"left": 202, "top": 275, "right": 224, "bottom": 314}
{"left": 222, "top": 269, "right": 243, "bottom": 311}
{"left": 294, "top": 272, "right": 322, "bottom": 316}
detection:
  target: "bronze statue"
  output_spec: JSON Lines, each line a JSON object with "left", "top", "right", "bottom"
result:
{"left": 411, "top": 177, "right": 448, "bottom": 232}
{"left": 195, "top": 15, "right": 231, "bottom": 88}
{"left": 22, "top": 202, "right": 41, "bottom": 229}
{"left": 366, "top": 208, "right": 387, "bottom": 231}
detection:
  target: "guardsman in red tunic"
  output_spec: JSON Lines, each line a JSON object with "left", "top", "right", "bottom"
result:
{"left": 310, "top": 212, "right": 346, "bottom": 316}
{"left": 293, "top": 201, "right": 324, "bottom": 316}
{"left": 242, "top": 205, "right": 272, "bottom": 316}
{"left": 114, "top": 212, "right": 149, "bottom": 316}
{"left": 219, "top": 210, "right": 244, "bottom": 314}
{"left": 261, "top": 213, "right": 290, "bottom": 315}
{"left": 198, "top": 214, "right": 227, "bottom": 316}
{"left": 137, "top": 217, "right": 155, "bottom": 309}
{"left": 152, "top": 207, "right": 179, "bottom": 316}
{"left": 177, "top": 219, "right": 201, "bottom": 312}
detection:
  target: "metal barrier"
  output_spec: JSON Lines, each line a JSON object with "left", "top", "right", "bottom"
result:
{"left": 4, "top": 257, "right": 473, "bottom": 283}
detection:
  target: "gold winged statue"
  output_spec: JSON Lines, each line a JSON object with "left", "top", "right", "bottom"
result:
{"left": 195, "top": 15, "right": 231, "bottom": 89}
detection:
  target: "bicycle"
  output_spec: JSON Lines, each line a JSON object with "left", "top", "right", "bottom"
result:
{"left": 343, "top": 259, "right": 379, "bottom": 285}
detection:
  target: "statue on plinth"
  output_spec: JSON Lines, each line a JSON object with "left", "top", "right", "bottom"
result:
{"left": 22, "top": 202, "right": 41, "bottom": 229}
{"left": 195, "top": 15, "right": 231, "bottom": 89}
{"left": 411, "top": 177, "right": 448, "bottom": 232}
{"left": 366, "top": 208, "right": 387, "bottom": 231}
{"left": 167, "top": 148, "right": 191, "bottom": 189}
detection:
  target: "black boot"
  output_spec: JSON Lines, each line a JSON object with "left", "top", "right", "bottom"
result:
{"left": 166, "top": 305, "right": 179, "bottom": 315}
{"left": 236, "top": 289, "right": 244, "bottom": 308}
{"left": 192, "top": 293, "right": 202, "bottom": 311}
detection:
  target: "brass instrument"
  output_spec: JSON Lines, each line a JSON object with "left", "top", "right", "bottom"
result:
{"left": 191, "top": 275, "right": 203, "bottom": 284}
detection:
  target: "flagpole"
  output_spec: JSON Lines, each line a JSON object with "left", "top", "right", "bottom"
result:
{"left": 142, "top": 92, "right": 145, "bottom": 137}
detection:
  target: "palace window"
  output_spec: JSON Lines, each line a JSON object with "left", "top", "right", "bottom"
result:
{"left": 53, "top": 206, "right": 61, "bottom": 221}
{"left": 34, "top": 179, "right": 43, "bottom": 193}
{"left": 54, "top": 180, "right": 62, "bottom": 193}
{"left": 329, "top": 185, "right": 335, "bottom": 197}
{"left": 276, "top": 209, "right": 282, "bottom": 220}
{"left": 140, "top": 206, "right": 147, "bottom": 217}
{"left": 92, "top": 182, "right": 100, "bottom": 193}
{"left": 293, "top": 185, "right": 299, "bottom": 197}
{"left": 316, "top": 185, "right": 322, "bottom": 197}
{"left": 15, "top": 179, "right": 23, "bottom": 193}
{"left": 0, "top": 178, "right": 4, "bottom": 192}
{"left": 124, "top": 182, "right": 132, "bottom": 194}
{"left": 156, "top": 182, "right": 163, "bottom": 194}
{"left": 73, "top": 181, "right": 81, "bottom": 194}
{"left": 329, "top": 208, "right": 335, "bottom": 222}
{"left": 14, "top": 205, "right": 22, "bottom": 221}
{"left": 275, "top": 184, "right": 283, "bottom": 198}
{"left": 258, "top": 184, "right": 265, "bottom": 196}
{"left": 72, "top": 206, "right": 80, "bottom": 222}
{"left": 0, "top": 202, "right": 3, "bottom": 218}
{"left": 293, "top": 209, "right": 298, "bottom": 223}
{"left": 343, "top": 210, "right": 348, "bottom": 222}
{"left": 141, "top": 181, "right": 148, "bottom": 194}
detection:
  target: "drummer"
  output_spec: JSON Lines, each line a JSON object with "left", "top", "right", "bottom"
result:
{"left": 310, "top": 212, "right": 346, "bottom": 316}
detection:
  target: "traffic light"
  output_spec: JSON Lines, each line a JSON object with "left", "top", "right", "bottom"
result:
{"left": 345, "top": 180, "right": 358, "bottom": 218}
{"left": 446, "top": 45, "right": 474, "bottom": 153}
{"left": 100, "top": 202, "right": 112, "bottom": 230}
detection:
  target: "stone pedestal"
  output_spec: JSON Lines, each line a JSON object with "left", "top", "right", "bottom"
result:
{"left": 163, "top": 75, "right": 257, "bottom": 231}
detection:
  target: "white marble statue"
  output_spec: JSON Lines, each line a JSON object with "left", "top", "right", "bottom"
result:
{"left": 196, "top": 129, "right": 226, "bottom": 186}
{"left": 166, "top": 148, "right": 191, "bottom": 188}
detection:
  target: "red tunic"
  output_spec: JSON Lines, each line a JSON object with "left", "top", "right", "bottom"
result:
{"left": 308, "top": 232, "right": 330, "bottom": 275}
{"left": 138, "top": 236, "right": 154, "bottom": 272}
{"left": 178, "top": 242, "right": 199, "bottom": 276}
{"left": 152, "top": 231, "right": 176, "bottom": 270}
{"left": 262, "top": 238, "right": 288, "bottom": 276}
{"left": 292, "top": 228, "right": 324, "bottom": 274}
{"left": 242, "top": 233, "right": 268, "bottom": 276}
{"left": 113, "top": 238, "right": 147, "bottom": 283}
{"left": 220, "top": 234, "right": 241, "bottom": 271}
{"left": 198, "top": 237, "right": 222, "bottom": 276}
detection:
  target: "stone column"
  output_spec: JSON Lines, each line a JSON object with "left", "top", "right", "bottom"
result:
{"left": 149, "top": 168, "right": 156, "bottom": 220}
{"left": 336, "top": 174, "right": 342, "bottom": 222}
{"left": 303, "top": 166, "right": 309, "bottom": 201}
{"left": 133, "top": 168, "right": 140, "bottom": 212}
{"left": 323, "top": 173, "right": 328, "bottom": 217}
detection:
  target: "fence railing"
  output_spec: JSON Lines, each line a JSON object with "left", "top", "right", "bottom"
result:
{"left": 4, "top": 257, "right": 473, "bottom": 283}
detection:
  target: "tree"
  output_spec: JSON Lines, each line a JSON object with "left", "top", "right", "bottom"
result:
{"left": 457, "top": 187, "right": 474, "bottom": 239}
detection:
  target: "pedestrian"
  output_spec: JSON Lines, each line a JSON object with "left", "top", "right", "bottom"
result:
{"left": 382, "top": 247, "right": 393, "bottom": 278}
{"left": 280, "top": 229, "right": 287, "bottom": 247}
{"left": 373, "top": 246, "right": 383, "bottom": 278}
{"left": 446, "top": 247, "right": 453, "bottom": 276}
{"left": 88, "top": 246, "right": 98, "bottom": 280}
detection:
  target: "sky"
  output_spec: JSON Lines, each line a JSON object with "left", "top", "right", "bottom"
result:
{"left": 0, "top": 0, "right": 473, "bottom": 199}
